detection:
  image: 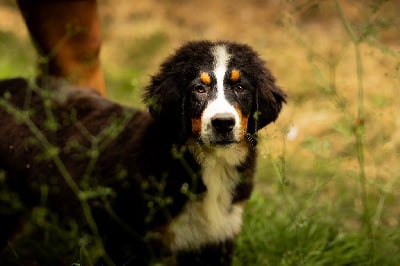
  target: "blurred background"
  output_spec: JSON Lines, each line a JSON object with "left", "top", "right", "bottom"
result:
{"left": 0, "top": 0, "right": 399, "bottom": 264}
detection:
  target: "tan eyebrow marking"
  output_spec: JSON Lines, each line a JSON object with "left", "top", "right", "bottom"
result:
{"left": 200, "top": 72, "right": 211, "bottom": 85}
{"left": 231, "top": 69, "right": 240, "bottom": 82}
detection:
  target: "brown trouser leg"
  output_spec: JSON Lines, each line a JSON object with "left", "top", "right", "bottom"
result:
{"left": 17, "top": 0, "right": 106, "bottom": 95}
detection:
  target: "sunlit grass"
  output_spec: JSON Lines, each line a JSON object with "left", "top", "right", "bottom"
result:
{"left": 235, "top": 190, "right": 400, "bottom": 266}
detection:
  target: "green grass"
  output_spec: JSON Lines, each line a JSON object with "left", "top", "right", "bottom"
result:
{"left": 235, "top": 190, "right": 400, "bottom": 266}
{"left": 234, "top": 141, "right": 400, "bottom": 265}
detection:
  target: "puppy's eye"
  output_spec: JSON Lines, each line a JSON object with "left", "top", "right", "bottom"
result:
{"left": 194, "top": 85, "right": 206, "bottom": 93}
{"left": 234, "top": 84, "right": 245, "bottom": 93}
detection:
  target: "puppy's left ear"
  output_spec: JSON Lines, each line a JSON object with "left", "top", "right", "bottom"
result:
{"left": 249, "top": 68, "right": 287, "bottom": 132}
{"left": 143, "top": 74, "right": 182, "bottom": 124}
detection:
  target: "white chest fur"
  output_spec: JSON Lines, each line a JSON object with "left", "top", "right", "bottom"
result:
{"left": 167, "top": 143, "right": 249, "bottom": 252}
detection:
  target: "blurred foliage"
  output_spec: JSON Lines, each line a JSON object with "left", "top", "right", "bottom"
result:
{"left": 0, "top": 31, "right": 35, "bottom": 78}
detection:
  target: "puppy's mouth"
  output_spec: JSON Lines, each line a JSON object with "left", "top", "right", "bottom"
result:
{"left": 213, "top": 140, "right": 236, "bottom": 145}
{"left": 196, "top": 132, "right": 256, "bottom": 149}
{"left": 210, "top": 139, "right": 238, "bottom": 146}
{"left": 196, "top": 133, "right": 240, "bottom": 147}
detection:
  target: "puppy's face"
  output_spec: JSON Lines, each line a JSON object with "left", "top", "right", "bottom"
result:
{"left": 144, "top": 41, "right": 286, "bottom": 146}
{"left": 189, "top": 46, "right": 253, "bottom": 146}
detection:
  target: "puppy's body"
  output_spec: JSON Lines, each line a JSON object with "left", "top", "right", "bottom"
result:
{"left": 0, "top": 41, "right": 286, "bottom": 265}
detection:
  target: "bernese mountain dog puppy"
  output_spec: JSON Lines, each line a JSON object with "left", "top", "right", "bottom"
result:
{"left": 0, "top": 41, "right": 286, "bottom": 265}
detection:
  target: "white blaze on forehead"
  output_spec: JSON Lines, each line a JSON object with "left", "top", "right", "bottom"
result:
{"left": 212, "top": 45, "right": 231, "bottom": 97}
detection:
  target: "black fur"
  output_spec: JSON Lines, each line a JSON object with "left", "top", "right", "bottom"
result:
{"left": 0, "top": 41, "right": 286, "bottom": 265}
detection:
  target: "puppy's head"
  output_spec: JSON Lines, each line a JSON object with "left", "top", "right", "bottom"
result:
{"left": 144, "top": 41, "right": 286, "bottom": 145}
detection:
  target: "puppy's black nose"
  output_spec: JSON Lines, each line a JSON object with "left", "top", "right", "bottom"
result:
{"left": 211, "top": 114, "right": 235, "bottom": 134}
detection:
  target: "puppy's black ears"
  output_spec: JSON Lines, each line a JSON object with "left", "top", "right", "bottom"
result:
{"left": 248, "top": 69, "right": 287, "bottom": 133}
{"left": 143, "top": 73, "right": 182, "bottom": 123}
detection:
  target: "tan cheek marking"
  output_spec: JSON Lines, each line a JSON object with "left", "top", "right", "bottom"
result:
{"left": 200, "top": 72, "right": 211, "bottom": 85}
{"left": 191, "top": 117, "right": 202, "bottom": 136}
{"left": 235, "top": 105, "right": 248, "bottom": 141}
{"left": 231, "top": 69, "right": 240, "bottom": 82}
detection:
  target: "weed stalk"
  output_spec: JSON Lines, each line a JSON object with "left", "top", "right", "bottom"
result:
{"left": 335, "top": 0, "right": 374, "bottom": 256}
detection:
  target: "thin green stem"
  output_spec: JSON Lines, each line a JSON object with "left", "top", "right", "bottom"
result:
{"left": 354, "top": 43, "right": 370, "bottom": 233}
{"left": 335, "top": 0, "right": 373, "bottom": 259}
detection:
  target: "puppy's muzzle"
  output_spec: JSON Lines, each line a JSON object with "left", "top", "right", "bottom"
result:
{"left": 211, "top": 113, "right": 235, "bottom": 134}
